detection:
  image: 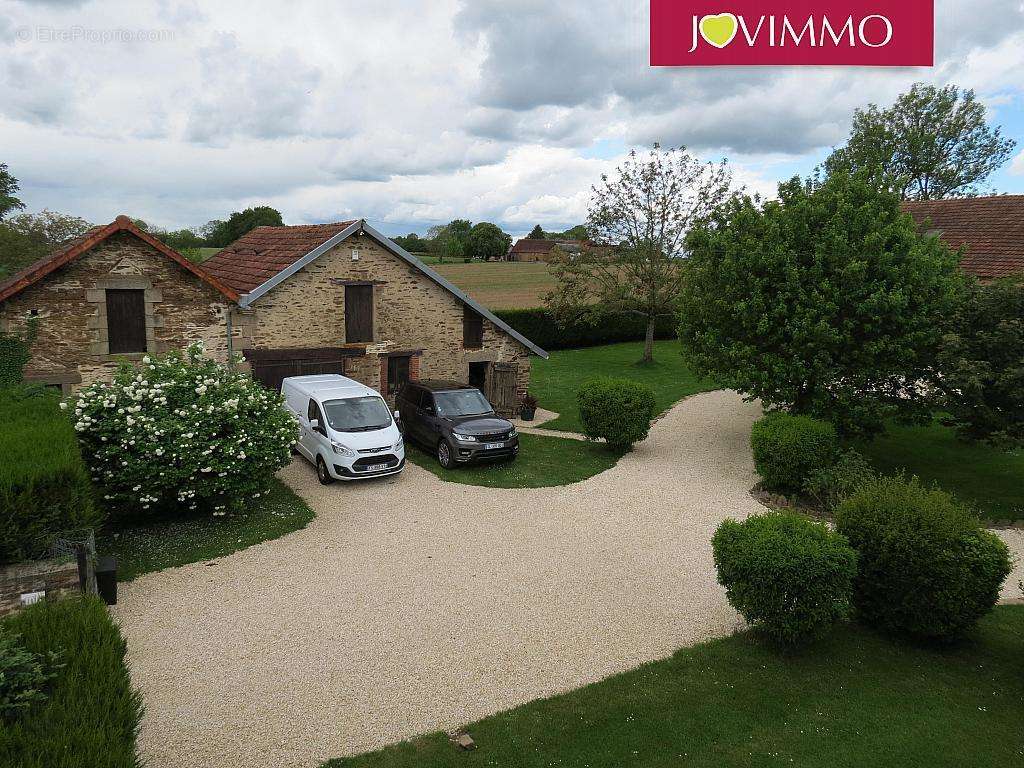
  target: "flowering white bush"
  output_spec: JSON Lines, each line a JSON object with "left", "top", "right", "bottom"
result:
{"left": 70, "top": 344, "right": 297, "bottom": 516}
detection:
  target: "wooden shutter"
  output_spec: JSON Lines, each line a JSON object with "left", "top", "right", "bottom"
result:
{"left": 463, "top": 306, "right": 483, "bottom": 349}
{"left": 345, "top": 285, "right": 373, "bottom": 343}
{"left": 490, "top": 363, "right": 518, "bottom": 416}
{"left": 105, "top": 289, "right": 147, "bottom": 353}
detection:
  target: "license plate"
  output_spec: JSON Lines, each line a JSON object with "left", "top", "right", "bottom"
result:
{"left": 366, "top": 463, "right": 389, "bottom": 472}
{"left": 484, "top": 442, "right": 503, "bottom": 450}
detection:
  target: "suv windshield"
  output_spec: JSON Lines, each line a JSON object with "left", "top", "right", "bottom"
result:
{"left": 322, "top": 396, "right": 393, "bottom": 432}
{"left": 434, "top": 389, "right": 493, "bottom": 418}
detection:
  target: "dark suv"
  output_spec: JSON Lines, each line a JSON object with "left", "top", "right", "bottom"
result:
{"left": 395, "top": 380, "right": 519, "bottom": 468}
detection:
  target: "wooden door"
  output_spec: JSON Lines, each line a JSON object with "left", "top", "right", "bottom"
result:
{"left": 105, "top": 289, "right": 147, "bottom": 353}
{"left": 345, "top": 285, "right": 373, "bottom": 343}
{"left": 490, "top": 363, "right": 518, "bottom": 417}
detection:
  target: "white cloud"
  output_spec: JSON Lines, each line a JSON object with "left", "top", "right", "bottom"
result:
{"left": 0, "top": 0, "right": 1021, "bottom": 235}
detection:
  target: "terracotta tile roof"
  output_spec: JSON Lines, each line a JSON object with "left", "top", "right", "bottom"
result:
{"left": 201, "top": 221, "right": 358, "bottom": 293}
{"left": 510, "top": 238, "right": 559, "bottom": 254}
{"left": 0, "top": 215, "right": 239, "bottom": 304}
{"left": 902, "top": 195, "right": 1024, "bottom": 280}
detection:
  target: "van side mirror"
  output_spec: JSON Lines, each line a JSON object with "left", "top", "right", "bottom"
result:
{"left": 309, "top": 418, "right": 320, "bottom": 429}
{"left": 393, "top": 410, "right": 400, "bottom": 421}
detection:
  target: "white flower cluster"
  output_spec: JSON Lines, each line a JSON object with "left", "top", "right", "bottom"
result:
{"left": 67, "top": 345, "right": 296, "bottom": 518}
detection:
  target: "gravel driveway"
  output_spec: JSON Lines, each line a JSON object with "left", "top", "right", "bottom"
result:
{"left": 112, "top": 390, "right": 1023, "bottom": 768}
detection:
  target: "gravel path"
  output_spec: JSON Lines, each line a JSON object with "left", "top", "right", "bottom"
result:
{"left": 114, "top": 390, "right": 762, "bottom": 768}
{"left": 112, "top": 389, "right": 1024, "bottom": 768}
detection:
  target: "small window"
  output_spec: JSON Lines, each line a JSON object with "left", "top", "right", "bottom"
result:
{"left": 387, "top": 355, "right": 410, "bottom": 397}
{"left": 307, "top": 398, "right": 321, "bottom": 423}
{"left": 105, "top": 289, "right": 147, "bottom": 353}
{"left": 463, "top": 306, "right": 483, "bottom": 349}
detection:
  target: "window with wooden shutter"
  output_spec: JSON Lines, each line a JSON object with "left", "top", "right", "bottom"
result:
{"left": 105, "top": 289, "right": 147, "bottom": 353}
{"left": 345, "top": 285, "right": 373, "bottom": 343}
{"left": 463, "top": 305, "right": 483, "bottom": 349}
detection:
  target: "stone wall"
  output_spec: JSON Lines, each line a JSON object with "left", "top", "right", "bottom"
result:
{"left": 0, "top": 232, "right": 235, "bottom": 390}
{"left": 242, "top": 232, "right": 532, "bottom": 404}
{"left": 0, "top": 558, "right": 81, "bottom": 617}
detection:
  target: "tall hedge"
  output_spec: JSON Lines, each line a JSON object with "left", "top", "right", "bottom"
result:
{"left": 0, "top": 387, "right": 100, "bottom": 566}
{"left": 0, "top": 596, "right": 144, "bottom": 768}
{"left": 494, "top": 308, "right": 676, "bottom": 351}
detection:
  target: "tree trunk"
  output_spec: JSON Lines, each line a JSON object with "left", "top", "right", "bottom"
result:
{"left": 642, "top": 317, "right": 655, "bottom": 363}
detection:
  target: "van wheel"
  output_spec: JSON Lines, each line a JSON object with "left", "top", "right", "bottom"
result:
{"left": 316, "top": 456, "right": 334, "bottom": 485}
{"left": 437, "top": 440, "right": 454, "bottom": 469}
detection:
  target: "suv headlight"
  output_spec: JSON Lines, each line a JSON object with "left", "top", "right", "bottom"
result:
{"left": 508, "top": 426, "right": 517, "bottom": 438}
{"left": 330, "top": 440, "right": 355, "bottom": 457}
{"left": 452, "top": 432, "right": 477, "bottom": 442}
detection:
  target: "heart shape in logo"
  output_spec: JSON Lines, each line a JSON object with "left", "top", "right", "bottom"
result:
{"left": 699, "top": 13, "right": 738, "bottom": 48}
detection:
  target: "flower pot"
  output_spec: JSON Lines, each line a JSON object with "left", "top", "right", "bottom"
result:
{"left": 520, "top": 406, "right": 536, "bottom": 421}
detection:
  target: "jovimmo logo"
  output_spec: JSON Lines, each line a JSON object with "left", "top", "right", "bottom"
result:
{"left": 650, "top": 0, "right": 933, "bottom": 65}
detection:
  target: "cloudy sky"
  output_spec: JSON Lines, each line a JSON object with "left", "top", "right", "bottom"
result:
{"left": 2, "top": 0, "right": 1024, "bottom": 239}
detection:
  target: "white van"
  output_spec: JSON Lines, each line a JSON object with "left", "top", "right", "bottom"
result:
{"left": 281, "top": 374, "right": 405, "bottom": 484}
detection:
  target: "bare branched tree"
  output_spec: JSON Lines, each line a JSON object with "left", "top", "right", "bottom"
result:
{"left": 546, "top": 144, "right": 733, "bottom": 363}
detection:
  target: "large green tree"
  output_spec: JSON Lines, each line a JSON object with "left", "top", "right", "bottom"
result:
{"left": 548, "top": 144, "right": 732, "bottom": 363}
{"left": 466, "top": 222, "right": 511, "bottom": 261}
{"left": 206, "top": 206, "right": 284, "bottom": 247}
{"left": 0, "top": 163, "right": 25, "bottom": 220}
{"left": 426, "top": 219, "right": 472, "bottom": 262}
{"left": 527, "top": 224, "right": 545, "bottom": 239}
{"left": 936, "top": 275, "right": 1024, "bottom": 448}
{"left": 678, "top": 171, "right": 966, "bottom": 436}
{"left": 824, "top": 83, "right": 1016, "bottom": 200}
{"left": 0, "top": 210, "right": 92, "bottom": 278}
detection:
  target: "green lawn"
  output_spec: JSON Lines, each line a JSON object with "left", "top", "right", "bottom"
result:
{"left": 531, "top": 340, "right": 718, "bottom": 433}
{"left": 96, "top": 477, "right": 314, "bottom": 580}
{"left": 858, "top": 421, "right": 1024, "bottom": 522}
{"left": 324, "top": 606, "right": 1024, "bottom": 768}
{"left": 405, "top": 433, "right": 625, "bottom": 488}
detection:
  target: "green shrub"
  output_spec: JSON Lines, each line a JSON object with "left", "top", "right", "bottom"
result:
{"left": 0, "top": 386, "right": 101, "bottom": 566}
{"left": 803, "top": 449, "right": 876, "bottom": 511}
{"left": 0, "top": 629, "right": 61, "bottom": 718}
{"left": 0, "top": 596, "right": 143, "bottom": 768}
{"left": 835, "top": 476, "right": 1012, "bottom": 639}
{"left": 712, "top": 512, "right": 857, "bottom": 645}
{"left": 72, "top": 344, "right": 296, "bottom": 517}
{"left": 577, "top": 378, "right": 656, "bottom": 449}
{"left": 494, "top": 308, "right": 677, "bottom": 351}
{"left": 937, "top": 275, "right": 1024, "bottom": 448}
{"left": 750, "top": 412, "right": 840, "bottom": 493}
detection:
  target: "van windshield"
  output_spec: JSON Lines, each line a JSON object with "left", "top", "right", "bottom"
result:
{"left": 434, "top": 389, "right": 493, "bottom": 417}
{"left": 322, "top": 396, "right": 393, "bottom": 432}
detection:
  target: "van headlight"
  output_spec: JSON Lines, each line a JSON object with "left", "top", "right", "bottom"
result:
{"left": 330, "top": 440, "right": 355, "bottom": 457}
{"left": 452, "top": 432, "right": 477, "bottom": 442}
{"left": 392, "top": 437, "right": 404, "bottom": 452}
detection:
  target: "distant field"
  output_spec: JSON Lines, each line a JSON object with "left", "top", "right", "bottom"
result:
{"left": 195, "top": 247, "right": 221, "bottom": 263}
{"left": 432, "top": 261, "right": 555, "bottom": 309}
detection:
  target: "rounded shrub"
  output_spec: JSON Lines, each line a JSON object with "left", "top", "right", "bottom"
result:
{"left": 576, "top": 377, "right": 656, "bottom": 449}
{"left": 835, "top": 476, "right": 1012, "bottom": 639}
{"left": 70, "top": 344, "right": 297, "bottom": 517}
{"left": 750, "top": 412, "right": 839, "bottom": 493}
{"left": 712, "top": 512, "right": 858, "bottom": 645}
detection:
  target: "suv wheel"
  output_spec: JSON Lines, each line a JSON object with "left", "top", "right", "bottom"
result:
{"left": 316, "top": 455, "right": 334, "bottom": 485}
{"left": 437, "top": 440, "right": 454, "bottom": 469}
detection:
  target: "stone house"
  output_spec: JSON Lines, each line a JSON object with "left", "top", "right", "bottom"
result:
{"left": 0, "top": 216, "right": 239, "bottom": 393}
{"left": 0, "top": 216, "right": 546, "bottom": 414}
